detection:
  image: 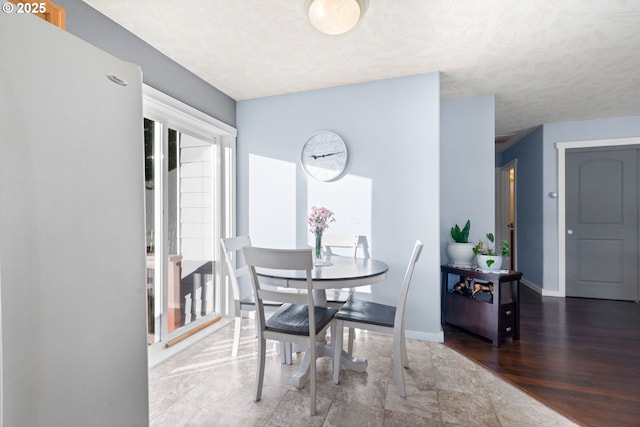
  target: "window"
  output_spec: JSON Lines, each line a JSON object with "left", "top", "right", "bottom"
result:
{"left": 143, "top": 85, "right": 236, "bottom": 352}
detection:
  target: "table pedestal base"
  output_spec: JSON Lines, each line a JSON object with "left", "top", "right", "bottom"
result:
{"left": 291, "top": 342, "right": 367, "bottom": 389}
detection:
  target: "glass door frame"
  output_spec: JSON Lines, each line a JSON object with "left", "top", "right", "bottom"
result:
{"left": 143, "top": 85, "right": 237, "bottom": 355}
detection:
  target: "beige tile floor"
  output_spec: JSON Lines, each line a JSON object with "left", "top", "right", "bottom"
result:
{"left": 149, "top": 319, "right": 578, "bottom": 426}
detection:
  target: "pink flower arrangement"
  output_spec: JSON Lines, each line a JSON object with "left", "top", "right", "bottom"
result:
{"left": 307, "top": 206, "right": 335, "bottom": 233}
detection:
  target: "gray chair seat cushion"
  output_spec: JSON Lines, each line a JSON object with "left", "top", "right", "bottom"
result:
{"left": 266, "top": 304, "right": 338, "bottom": 336}
{"left": 335, "top": 299, "right": 396, "bottom": 328}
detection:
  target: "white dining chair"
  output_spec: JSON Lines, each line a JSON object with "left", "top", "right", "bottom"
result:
{"left": 322, "top": 233, "right": 360, "bottom": 258}
{"left": 243, "top": 246, "right": 338, "bottom": 416}
{"left": 332, "top": 240, "right": 423, "bottom": 398}
{"left": 220, "top": 236, "right": 289, "bottom": 360}
{"left": 322, "top": 233, "right": 361, "bottom": 354}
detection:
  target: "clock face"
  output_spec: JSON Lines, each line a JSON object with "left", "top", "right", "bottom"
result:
{"left": 301, "top": 131, "right": 348, "bottom": 181}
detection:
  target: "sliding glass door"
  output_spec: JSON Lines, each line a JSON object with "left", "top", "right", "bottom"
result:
{"left": 143, "top": 87, "right": 236, "bottom": 350}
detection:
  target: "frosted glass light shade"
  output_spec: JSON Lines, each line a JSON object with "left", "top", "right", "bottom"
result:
{"left": 308, "top": 0, "right": 361, "bottom": 35}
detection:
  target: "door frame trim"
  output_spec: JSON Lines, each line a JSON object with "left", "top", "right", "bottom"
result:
{"left": 556, "top": 137, "right": 640, "bottom": 298}
{"left": 496, "top": 159, "right": 517, "bottom": 271}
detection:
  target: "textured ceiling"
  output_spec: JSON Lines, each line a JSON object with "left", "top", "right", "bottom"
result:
{"left": 83, "top": 0, "right": 640, "bottom": 139}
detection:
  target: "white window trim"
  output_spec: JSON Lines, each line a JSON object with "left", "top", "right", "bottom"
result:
{"left": 143, "top": 85, "right": 237, "bottom": 140}
{"left": 143, "top": 85, "right": 237, "bottom": 363}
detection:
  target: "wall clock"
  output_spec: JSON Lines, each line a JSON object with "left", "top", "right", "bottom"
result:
{"left": 301, "top": 131, "right": 348, "bottom": 181}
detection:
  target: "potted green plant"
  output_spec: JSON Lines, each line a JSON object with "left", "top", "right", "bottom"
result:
{"left": 446, "top": 220, "right": 475, "bottom": 267}
{"left": 473, "top": 233, "right": 510, "bottom": 270}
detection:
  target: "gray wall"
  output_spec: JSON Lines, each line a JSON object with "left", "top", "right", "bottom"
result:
{"left": 500, "top": 126, "right": 544, "bottom": 287}
{"left": 237, "top": 73, "right": 443, "bottom": 340}
{"left": 440, "top": 95, "right": 496, "bottom": 261}
{"left": 57, "top": 0, "right": 236, "bottom": 128}
{"left": 1, "top": 14, "right": 148, "bottom": 426}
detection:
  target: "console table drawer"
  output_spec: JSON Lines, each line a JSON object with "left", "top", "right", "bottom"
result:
{"left": 502, "top": 303, "right": 515, "bottom": 319}
{"left": 501, "top": 315, "right": 515, "bottom": 338}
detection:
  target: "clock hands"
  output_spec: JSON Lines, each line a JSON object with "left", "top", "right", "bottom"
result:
{"left": 310, "top": 151, "right": 344, "bottom": 160}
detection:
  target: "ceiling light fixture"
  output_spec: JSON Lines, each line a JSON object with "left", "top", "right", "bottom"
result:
{"left": 307, "top": 0, "right": 366, "bottom": 35}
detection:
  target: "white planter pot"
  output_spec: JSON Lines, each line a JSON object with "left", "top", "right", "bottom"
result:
{"left": 446, "top": 242, "right": 475, "bottom": 267}
{"left": 476, "top": 254, "right": 503, "bottom": 270}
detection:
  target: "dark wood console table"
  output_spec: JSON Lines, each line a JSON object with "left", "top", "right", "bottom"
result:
{"left": 441, "top": 265, "right": 522, "bottom": 347}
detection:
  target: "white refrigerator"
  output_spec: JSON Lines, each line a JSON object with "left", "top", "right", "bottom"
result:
{"left": 0, "top": 12, "right": 149, "bottom": 427}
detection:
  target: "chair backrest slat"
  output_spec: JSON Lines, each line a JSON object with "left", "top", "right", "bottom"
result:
{"left": 244, "top": 247, "right": 313, "bottom": 271}
{"left": 258, "top": 288, "right": 307, "bottom": 305}
{"left": 220, "top": 236, "right": 252, "bottom": 302}
{"left": 322, "top": 233, "right": 360, "bottom": 258}
{"left": 394, "top": 240, "right": 424, "bottom": 328}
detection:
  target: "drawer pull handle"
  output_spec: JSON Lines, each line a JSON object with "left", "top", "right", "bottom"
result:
{"left": 505, "top": 310, "right": 511, "bottom": 315}
{"left": 505, "top": 327, "right": 512, "bottom": 332}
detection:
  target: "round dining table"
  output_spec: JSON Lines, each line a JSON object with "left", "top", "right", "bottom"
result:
{"left": 256, "top": 255, "right": 389, "bottom": 388}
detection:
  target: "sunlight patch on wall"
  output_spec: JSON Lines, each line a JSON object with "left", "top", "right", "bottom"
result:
{"left": 249, "top": 154, "right": 296, "bottom": 248}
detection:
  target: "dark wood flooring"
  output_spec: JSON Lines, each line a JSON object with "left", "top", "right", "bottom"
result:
{"left": 443, "top": 285, "right": 640, "bottom": 427}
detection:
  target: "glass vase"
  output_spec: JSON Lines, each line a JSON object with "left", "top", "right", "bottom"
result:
{"left": 313, "top": 229, "right": 331, "bottom": 266}
{"left": 315, "top": 229, "right": 323, "bottom": 260}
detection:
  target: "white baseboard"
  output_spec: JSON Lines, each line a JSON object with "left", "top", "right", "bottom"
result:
{"left": 521, "top": 278, "right": 565, "bottom": 297}
{"left": 541, "top": 289, "right": 565, "bottom": 297}
{"left": 406, "top": 328, "right": 444, "bottom": 343}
